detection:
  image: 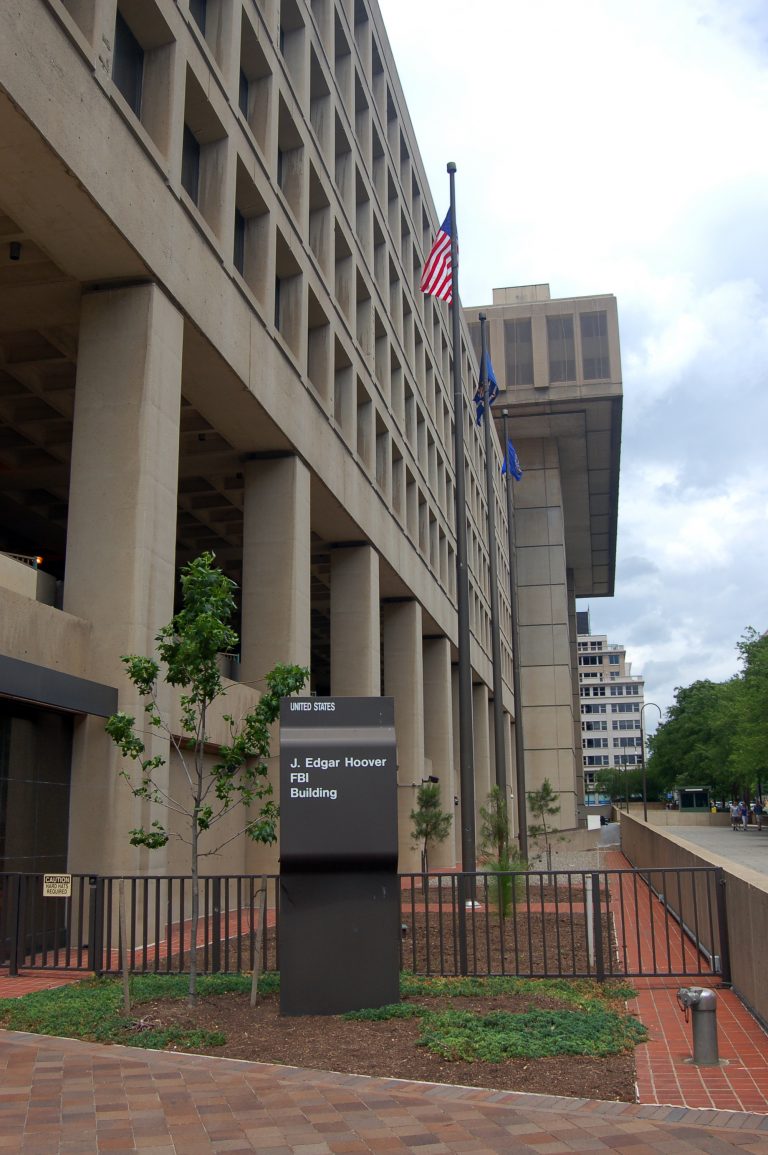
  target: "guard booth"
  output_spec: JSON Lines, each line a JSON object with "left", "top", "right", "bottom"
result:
{"left": 279, "top": 696, "right": 399, "bottom": 1015}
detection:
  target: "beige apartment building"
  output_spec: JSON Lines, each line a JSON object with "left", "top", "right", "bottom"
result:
{"left": 0, "top": 0, "right": 622, "bottom": 877}
{"left": 576, "top": 611, "right": 646, "bottom": 805}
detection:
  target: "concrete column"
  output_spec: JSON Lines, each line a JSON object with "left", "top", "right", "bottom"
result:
{"left": 423, "top": 637, "right": 456, "bottom": 869}
{"left": 240, "top": 456, "right": 311, "bottom": 682}
{"left": 64, "top": 283, "right": 183, "bottom": 873}
{"left": 515, "top": 437, "right": 578, "bottom": 828}
{"left": 473, "top": 683, "right": 492, "bottom": 848}
{"left": 330, "top": 545, "right": 380, "bottom": 695}
{"left": 383, "top": 601, "right": 424, "bottom": 871}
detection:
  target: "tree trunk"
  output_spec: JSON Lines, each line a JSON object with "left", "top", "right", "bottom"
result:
{"left": 189, "top": 815, "right": 199, "bottom": 1005}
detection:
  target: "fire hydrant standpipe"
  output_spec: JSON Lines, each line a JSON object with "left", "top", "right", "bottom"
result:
{"left": 677, "top": 986, "right": 720, "bottom": 1066}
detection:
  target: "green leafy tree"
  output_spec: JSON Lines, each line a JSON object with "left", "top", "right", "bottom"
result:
{"left": 730, "top": 628, "right": 768, "bottom": 788}
{"left": 647, "top": 678, "right": 742, "bottom": 800}
{"left": 105, "top": 552, "right": 308, "bottom": 1003}
{"left": 527, "top": 778, "right": 561, "bottom": 867}
{"left": 410, "top": 782, "right": 452, "bottom": 873}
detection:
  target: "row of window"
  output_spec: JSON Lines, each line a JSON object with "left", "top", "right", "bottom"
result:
{"left": 584, "top": 755, "right": 641, "bottom": 768}
{"left": 582, "top": 702, "right": 641, "bottom": 714}
{"left": 582, "top": 737, "right": 643, "bottom": 749}
{"left": 580, "top": 684, "right": 641, "bottom": 697}
{"left": 582, "top": 719, "right": 641, "bottom": 732}
{"left": 468, "top": 311, "right": 611, "bottom": 390}
{"left": 579, "top": 653, "right": 621, "bottom": 666}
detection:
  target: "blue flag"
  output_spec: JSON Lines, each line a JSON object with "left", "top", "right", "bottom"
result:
{"left": 473, "top": 353, "right": 498, "bottom": 425}
{"left": 501, "top": 439, "right": 523, "bottom": 480}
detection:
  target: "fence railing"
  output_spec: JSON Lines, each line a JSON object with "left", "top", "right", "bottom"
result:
{"left": 0, "top": 866, "right": 729, "bottom": 982}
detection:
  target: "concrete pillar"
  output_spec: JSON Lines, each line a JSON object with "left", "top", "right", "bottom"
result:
{"left": 383, "top": 601, "right": 424, "bottom": 871}
{"left": 515, "top": 438, "right": 578, "bottom": 828}
{"left": 64, "top": 283, "right": 183, "bottom": 873}
{"left": 240, "top": 456, "right": 311, "bottom": 682}
{"left": 423, "top": 637, "right": 456, "bottom": 869}
{"left": 240, "top": 455, "right": 311, "bottom": 876}
{"left": 330, "top": 544, "right": 380, "bottom": 695}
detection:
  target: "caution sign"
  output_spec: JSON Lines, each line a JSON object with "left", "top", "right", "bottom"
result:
{"left": 43, "top": 874, "right": 72, "bottom": 898}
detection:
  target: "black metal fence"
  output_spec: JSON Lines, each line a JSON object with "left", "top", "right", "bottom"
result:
{"left": 0, "top": 866, "right": 729, "bottom": 983}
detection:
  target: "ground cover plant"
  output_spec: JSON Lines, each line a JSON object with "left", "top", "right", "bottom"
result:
{"left": 0, "top": 972, "right": 645, "bottom": 1102}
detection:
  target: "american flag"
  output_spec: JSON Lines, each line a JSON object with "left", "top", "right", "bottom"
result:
{"left": 420, "top": 211, "right": 454, "bottom": 303}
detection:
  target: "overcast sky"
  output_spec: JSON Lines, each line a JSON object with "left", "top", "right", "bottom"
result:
{"left": 378, "top": 0, "right": 768, "bottom": 726}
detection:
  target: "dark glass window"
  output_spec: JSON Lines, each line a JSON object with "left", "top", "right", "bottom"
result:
{"left": 503, "top": 318, "right": 533, "bottom": 385}
{"left": 581, "top": 310, "right": 610, "bottom": 379}
{"left": 239, "top": 69, "right": 249, "bottom": 117}
{"left": 546, "top": 314, "right": 575, "bottom": 382}
{"left": 234, "top": 209, "right": 246, "bottom": 274}
{"left": 190, "top": 0, "right": 207, "bottom": 34}
{"left": 181, "top": 124, "right": 200, "bottom": 203}
{"left": 274, "top": 275, "right": 282, "bottom": 330}
{"left": 113, "top": 10, "right": 144, "bottom": 117}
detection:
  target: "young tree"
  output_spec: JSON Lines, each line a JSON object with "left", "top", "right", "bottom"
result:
{"left": 527, "top": 778, "right": 561, "bottom": 869}
{"left": 105, "top": 552, "right": 308, "bottom": 1003}
{"left": 478, "top": 785, "right": 526, "bottom": 915}
{"left": 410, "top": 782, "right": 452, "bottom": 873}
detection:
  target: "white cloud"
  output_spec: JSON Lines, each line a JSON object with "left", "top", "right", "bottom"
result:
{"left": 378, "top": 0, "right": 768, "bottom": 716}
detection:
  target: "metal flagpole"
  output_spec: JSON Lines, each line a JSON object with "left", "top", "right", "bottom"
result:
{"left": 502, "top": 409, "right": 528, "bottom": 860}
{"left": 447, "top": 162, "right": 476, "bottom": 882}
{"left": 479, "top": 315, "right": 507, "bottom": 799}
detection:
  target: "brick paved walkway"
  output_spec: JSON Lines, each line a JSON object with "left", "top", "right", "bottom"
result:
{"left": 2, "top": 1029, "right": 768, "bottom": 1155}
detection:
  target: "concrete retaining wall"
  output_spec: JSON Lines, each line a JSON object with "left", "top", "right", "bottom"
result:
{"left": 620, "top": 813, "right": 768, "bottom": 1028}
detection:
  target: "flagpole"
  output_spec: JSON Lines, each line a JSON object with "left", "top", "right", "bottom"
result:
{"left": 447, "top": 162, "right": 476, "bottom": 882}
{"left": 502, "top": 408, "right": 528, "bottom": 860}
{"left": 479, "top": 315, "right": 507, "bottom": 802}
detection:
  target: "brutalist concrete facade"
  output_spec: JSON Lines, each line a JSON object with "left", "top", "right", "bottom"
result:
{"left": 0, "top": 1, "right": 621, "bottom": 874}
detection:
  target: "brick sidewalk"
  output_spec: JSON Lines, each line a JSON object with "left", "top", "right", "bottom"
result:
{"left": 2, "top": 1029, "right": 768, "bottom": 1155}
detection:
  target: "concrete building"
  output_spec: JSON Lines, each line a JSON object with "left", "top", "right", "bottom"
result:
{"left": 576, "top": 611, "right": 646, "bottom": 805}
{"left": 464, "top": 287, "right": 623, "bottom": 829}
{"left": 0, "top": 1, "right": 622, "bottom": 877}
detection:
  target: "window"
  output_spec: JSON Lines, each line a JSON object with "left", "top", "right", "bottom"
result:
{"left": 547, "top": 314, "right": 575, "bottom": 382}
{"left": 609, "top": 685, "right": 624, "bottom": 696}
{"left": 583, "top": 703, "right": 607, "bottom": 715}
{"left": 608, "top": 654, "right": 620, "bottom": 664}
{"left": 503, "top": 318, "right": 533, "bottom": 385}
{"left": 181, "top": 124, "right": 201, "bottom": 202}
{"left": 579, "top": 654, "right": 601, "bottom": 666}
{"left": 233, "top": 209, "right": 246, "bottom": 274}
{"left": 113, "top": 10, "right": 144, "bottom": 116}
{"left": 239, "top": 69, "right": 249, "bottom": 117}
{"left": 583, "top": 737, "right": 608, "bottom": 749}
{"left": 581, "top": 310, "right": 610, "bottom": 379}
{"left": 190, "top": 0, "right": 207, "bottom": 34}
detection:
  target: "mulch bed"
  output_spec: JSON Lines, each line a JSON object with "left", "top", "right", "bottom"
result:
{"left": 141, "top": 896, "right": 635, "bottom": 1102}
{"left": 131, "top": 988, "right": 637, "bottom": 1102}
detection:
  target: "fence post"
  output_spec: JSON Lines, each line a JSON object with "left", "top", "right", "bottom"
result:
{"left": 212, "top": 877, "right": 221, "bottom": 973}
{"left": 88, "top": 876, "right": 104, "bottom": 976}
{"left": 591, "top": 872, "right": 605, "bottom": 981}
{"left": 714, "top": 867, "right": 731, "bottom": 985}
{"left": 457, "top": 873, "right": 468, "bottom": 976}
{"left": 9, "top": 874, "right": 22, "bottom": 976}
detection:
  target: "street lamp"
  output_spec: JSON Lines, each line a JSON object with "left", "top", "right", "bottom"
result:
{"left": 640, "top": 702, "right": 662, "bottom": 822}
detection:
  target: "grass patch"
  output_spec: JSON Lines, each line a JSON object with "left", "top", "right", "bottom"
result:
{"left": 417, "top": 1006, "right": 647, "bottom": 1062}
{"left": 0, "top": 972, "right": 277, "bottom": 1051}
{"left": 399, "top": 973, "right": 636, "bottom": 1006}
